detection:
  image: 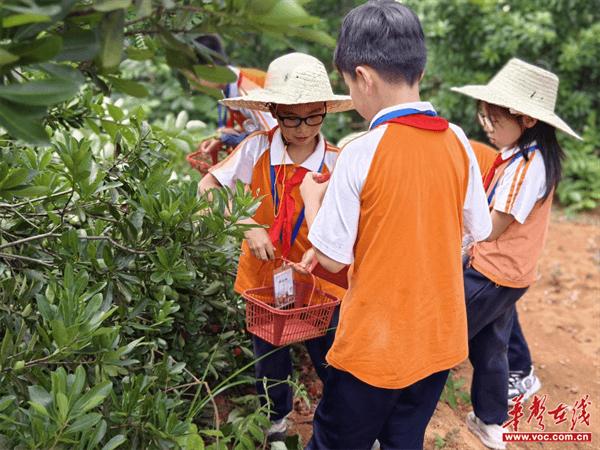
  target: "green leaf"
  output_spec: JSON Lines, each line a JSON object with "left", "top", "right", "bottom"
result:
{"left": 68, "top": 413, "right": 102, "bottom": 434}
{"left": 0, "top": 99, "right": 48, "bottom": 145}
{"left": 71, "top": 366, "right": 86, "bottom": 397}
{"left": 9, "top": 35, "right": 63, "bottom": 65}
{"left": 107, "top": 76, "right": 149, "bottom": 98}
{"left": 252, "top": 0, "right": 319, "bottom": 26}
{"left": 50, "top": 319, "right": 69, "bottom": 347}
{"left": 28, "top": 385, "right": 52, "bottom": 407}
{"left": 56, "top": 392, "right": 69, "bottom": 421}
{"left": 0, "top": 167, "right": 29, "bottom": 190}
{"left": 188, "top": 83, "right": 224, "bottom": 100}
{"left": 2, "top": 14, "right": 51, "bottom": 28}
{"left": 97, "top": 10, "right": 125, "bottom": 71}
{"left": 28, "top": 401, "right": 50, "bottom": 417}
{"left": 0, "top": 395, "right": 16, "bottom": 413}
{"left": 135, "top": 0, "right": 152, "bottom": 18}
{"left": 94, "top": 0, "right": 132, "bottom": 12}
{"left": 0, "top": 329, "right": 13, "bottom": 366}
{"left": 125, "top": 47, "right": 153, "bottom": 61}
{"left": 101, "top": 434, "right": 126, "bottom": 450}
{"left": 193, "top": 65, "right": 237, "bottom": 84}
{"left": 0, "top": 49, "right": 19, "bottom": 66}
{"left": 72, "top": 380, "right": 113, "bottom": 414}
{"left": 0, "top": 79, "right": 81, "bottom": 106}
{"left": 57, "top": 28, "right": 100, "bottom": 62}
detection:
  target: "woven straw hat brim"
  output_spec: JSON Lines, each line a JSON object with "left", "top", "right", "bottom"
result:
{"left": 451, "top": 85, "right": 581, "bottom": 140}
{"left": 220, "top": 90, "right": 353, "bottom": 113}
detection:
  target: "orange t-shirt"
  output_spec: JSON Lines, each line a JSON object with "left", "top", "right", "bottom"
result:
{"left": 308, "top": 106, "right": 478, "bottom": 388}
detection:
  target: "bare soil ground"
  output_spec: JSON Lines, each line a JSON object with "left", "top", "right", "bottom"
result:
{"left": 288, "top": 210, "right": 600, "bottom": 449}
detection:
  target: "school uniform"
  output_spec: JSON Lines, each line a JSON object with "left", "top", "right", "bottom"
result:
{"left": 210, "top": 128, "right": 345, "bottom": 421}
{"left": 465, "top": 142, "right": 552, "bottom": 425}
{"left": 306, "top": 102, "right": 491, "bottom": 449}
{"left": 469, "top": 140, "right": 533, "bottom": 374}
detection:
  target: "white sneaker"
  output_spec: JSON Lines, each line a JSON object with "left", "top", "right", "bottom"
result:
{"left": 466, "top": 412, "right": 506, "bottom": 450}
{"left": 508, "top": 366, "right": 541, "bottom": 405}
{"left": 267, "top": 418, "right": 287, "bottom": 441}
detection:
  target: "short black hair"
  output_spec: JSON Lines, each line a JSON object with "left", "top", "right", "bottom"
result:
{"left": 334, "top": 0, "right": 426, "bottom": 85}
{"left": 193, "top": 34, "right": 227, "bottom": 65}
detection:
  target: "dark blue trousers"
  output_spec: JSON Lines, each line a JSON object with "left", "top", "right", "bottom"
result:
{"left": 464, "top": 263, "right": 528, "bottom": 425}
{"left": 307, "top": 368, "right": 449, "bottom": 449}
{"left": 252, "top": 306, "right": 340, "bottom": 421}
{"left": 508, "top": 309, "right": 533, "bottom": 372}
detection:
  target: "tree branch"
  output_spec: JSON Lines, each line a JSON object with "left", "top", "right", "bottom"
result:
{"left": 0, "top": 252, "right": 53, "bottom": 267}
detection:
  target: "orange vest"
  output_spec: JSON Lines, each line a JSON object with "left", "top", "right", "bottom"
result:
{"left": 472, "top": 152, "right": 553, "bottom": 287}
{"left": 234, "top": 133, "right": 346, "bottom": 301}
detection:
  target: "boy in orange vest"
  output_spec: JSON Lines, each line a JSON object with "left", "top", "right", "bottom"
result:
{"left": 199, "top": 52, "right": 352, "bottom": 440}
{"left": 298, "top": 1, "right": 491, "bottom": 447}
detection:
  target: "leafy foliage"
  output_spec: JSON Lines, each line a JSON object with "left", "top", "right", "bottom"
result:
{"left": 0, "top": 0, "right": 333, "bottom": 144}
{"left": 0, "top": 92, "right": 273, "bottom": 448}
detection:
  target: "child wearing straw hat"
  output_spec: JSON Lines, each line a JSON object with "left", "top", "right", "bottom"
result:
{"left": 297, "top": 1, "right": 492, "bottom": 447}
{"left": 198, "top": 52, "right": 352, "bottom": 440}
{"left": 452, "top": 58, "right": 581, "bottom": 450}
{"left": 468, "top": 139, "right": 542, "bottom": 411}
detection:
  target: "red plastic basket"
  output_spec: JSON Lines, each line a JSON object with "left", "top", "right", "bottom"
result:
{"left": 243, "top": 274, "right": 340, "bottom": 346}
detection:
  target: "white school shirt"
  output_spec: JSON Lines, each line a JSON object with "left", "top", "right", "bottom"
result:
{"left": 492, "top": 143, "right": 547, "bottom": 224}
{"left": 308, "top": 101, "right": 492, "bottom": 264}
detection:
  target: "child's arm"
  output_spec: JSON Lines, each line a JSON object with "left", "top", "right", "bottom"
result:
{"left": 299, "top": 173, "right": 347, "bottom": 273}
{"left": 485, "top": 210, "right": 515, "bottom": 241}
{"left": 198, "top": 135, "right": 276, "bottom": 261}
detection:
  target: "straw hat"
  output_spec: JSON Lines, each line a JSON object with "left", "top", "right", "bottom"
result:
{"left": 220, "top": 52, "right": 353, "bottom": 113}
{"left": 451, "top": 58, "right": 581, "bottom": 140}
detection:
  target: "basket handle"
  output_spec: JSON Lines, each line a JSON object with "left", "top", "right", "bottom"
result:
{"left": 259, "top": 257, "right": 319, "bottom": 307}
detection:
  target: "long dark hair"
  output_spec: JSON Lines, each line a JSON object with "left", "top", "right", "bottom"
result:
{"left": 484, "top": 102, "right": 565, "bottom": 201}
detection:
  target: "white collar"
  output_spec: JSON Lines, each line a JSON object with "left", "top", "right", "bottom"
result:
{"left": 500, "top": 141, "right": 538, "bottom": 160}
{"left": 369, "top": 101, "right": 437, "bottom": 129}
{"left": 269, "top": 128, "right": 326, "bottom": 171}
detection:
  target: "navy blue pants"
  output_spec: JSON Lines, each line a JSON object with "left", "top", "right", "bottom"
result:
{"left": 252, "top": 306, "right": 340, "bottom": 421}
{"left": 464, "top": 263, "right": 528, "bottom": 425}
{"left": 508, "top": 309, "right": 532, "bottom": 372}
{"left": 307, "top": 368, "right": 449, "bottom": 449}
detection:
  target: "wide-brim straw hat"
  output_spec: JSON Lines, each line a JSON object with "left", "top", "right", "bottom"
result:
{"left": 451, "top": 58, "right": 581, "bottom": 140}
{"left": 220, "top": 52, "right": 353, "bottom": 113}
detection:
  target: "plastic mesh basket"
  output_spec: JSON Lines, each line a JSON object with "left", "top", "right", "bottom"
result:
{"left": 243, "top": 280, "right": 340, "bottom": 346}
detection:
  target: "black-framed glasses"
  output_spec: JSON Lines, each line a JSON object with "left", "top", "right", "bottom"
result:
{"left": 276, "top": 112, "right": 327, "bottom": 128}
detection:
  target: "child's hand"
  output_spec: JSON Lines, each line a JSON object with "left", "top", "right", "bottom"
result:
{"left": 199, "top": 138, "right": 222, "bottom": 155}
{"left": 244, "top": 227, "right": 276, "bottom": 261}
{"left": 291, "top": 248, "right": 318, "bottom": 274}
{"left": 300, "top": 172, "right": 330, "bottom": 205}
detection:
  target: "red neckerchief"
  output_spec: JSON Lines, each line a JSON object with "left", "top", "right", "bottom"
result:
{"left": 382, "top": 114, "right": 449, "bottom": 131}
{"left": 483, "top": 153, "right": 506, "bottom": 191}
{"left": 268, "top": 165, "right": 309, "bottom": 257}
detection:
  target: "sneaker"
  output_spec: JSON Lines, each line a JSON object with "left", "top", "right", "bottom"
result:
{"left": 508, "top": 366, "right": 541, "bottom": 405}
{"left": 466, "top": 412, "right": 507, "bottom": 450}
{"left": 267, "top": 418, "right": 287, "bottom": 441}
